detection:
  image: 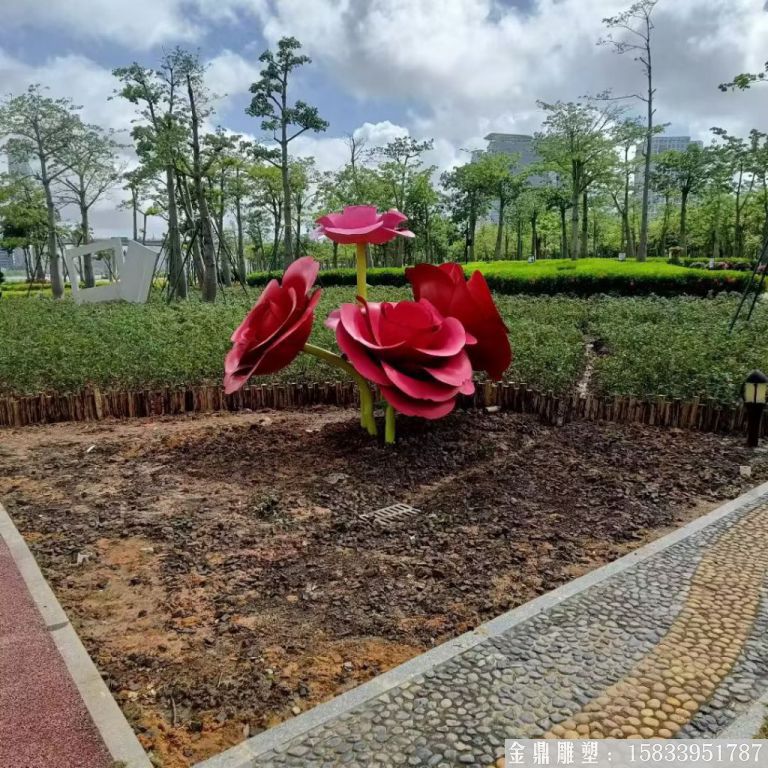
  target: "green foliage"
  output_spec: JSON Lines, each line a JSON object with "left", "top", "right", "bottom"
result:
{"left": 589, "top": 296, "right": 768, "bottom": 402}
{"left": 247, "top": 258, "right": 753, "bottom": 297}
{"left": 3, "top": 290, "right": 768, "bottom": 407}
{"left": 0, "top": 288, "right": 583, "bottom": 396}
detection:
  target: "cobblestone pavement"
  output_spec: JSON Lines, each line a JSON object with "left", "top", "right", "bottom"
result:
{"left": 197, "top": 488, "right": 768, "bottom": 768}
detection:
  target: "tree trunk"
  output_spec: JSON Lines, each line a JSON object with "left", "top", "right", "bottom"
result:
{"left": 142, "top": 213, "right": 148, "bottom": 245}
{"left": 332, "top": 241, "right": 338, "bottom": 269}
{"left": 80, "top": 200, "right": 95, "bottom": 288}
{"left": 131, "top": 191, "right": 138, "bottom": 242}
{"left": 516, "top": 219, "right": 523, "bottom": 260}
{"left": 531, "top": 211, "right": 538, "bottom": 260}
{"left": 217, "top": 175, "right": 231, "bottom": 287}
{"left": 271, "top": 205, "right": 282, "bottom": 270}
{"left": 581, "top": 190, "right": 589, "bottom": 258}
{"left": 570, "top": 166, "right": 580, "bottom": 260}
{"left": 637, "top": 50, "right": 653, "bottom": 263}
{"left": 560, "top": 206, "right": 568, "bottom": 259}
{"left": 43, "top": 181, "right": 63, "bottom": 298}
{"left": 659, "top": 192, "right": 670, "bottom": 258}
{"left": 166, "top": 166, "right": 186, "bottom": 299}
{"left": 31, "top": 244, "right": 44, "bottom": 281}
{"left": 280, "top": 129, "right": 294, "bottom": 266}
{"left": 468, "top": 195, "right": 477, "bottom": 262}
{"left": 235, "top": 196, "right": 246, "bottom": 281}
{"left": 735, "top": 188, "right": 744, "bottom": 261}
{"left": 680, "top": 189, "right": 689, "bottom": 258}
{"left": 494, "top": 194, "right": 506, "bottom": 260}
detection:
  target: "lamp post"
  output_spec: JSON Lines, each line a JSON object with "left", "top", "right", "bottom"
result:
{"left": 743, "top": 370, "right": 768, "bottom": 447}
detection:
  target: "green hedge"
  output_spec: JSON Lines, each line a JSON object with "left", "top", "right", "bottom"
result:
{"left": 246, "top": 259, "right": 754, "bottom": 297}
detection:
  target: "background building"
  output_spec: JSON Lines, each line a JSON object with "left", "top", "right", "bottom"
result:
{"left": 484, "top": 133, "right": 540, "bottom": 168}
{"left": 635, "top": 135, "right": 704, "bottom": 206}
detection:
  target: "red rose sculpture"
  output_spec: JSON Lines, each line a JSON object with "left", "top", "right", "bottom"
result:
{"left": 224, "top": 257, "right": 322, "bottom": 394}
{"left": 315, "top": 205, "right": 414, "bottom": 245}
{"left": 327, "top": 299, "right": 476, "bottom": 419}
{"left": 406, "top": 262, "right": 512, "bottom": 380}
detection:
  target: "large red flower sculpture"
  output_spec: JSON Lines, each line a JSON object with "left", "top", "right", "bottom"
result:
{"left": 406, "top": 263, "right": 512, "bottom": 380}
{"left": 224, "top": 257, "right": 322, "bottom": 394}
{"left": 315, "top": 205, "right": 415, "bottom": 245}
{"left": 327, "top": 299, "right": 476, "bottom": 419}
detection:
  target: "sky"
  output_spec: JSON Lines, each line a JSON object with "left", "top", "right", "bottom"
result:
{"left": 1, "top": 0, "right": 767, "bottom": 236}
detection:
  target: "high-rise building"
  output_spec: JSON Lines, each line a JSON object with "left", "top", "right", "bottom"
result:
{"left": 484, "top": 133, "right": 540, "bottom": 168}
{"left": 635, "top": 135, "right": 703, "bottom": 204}
{"left": 5, "top": 146, "right": 34, "bottom": 178}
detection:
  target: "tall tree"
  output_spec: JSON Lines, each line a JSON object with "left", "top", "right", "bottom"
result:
{"left": 535, "top": 100, "right": 621, "bottom": 259}
{"left": 0, "top": 172, "right": 48, "bottom": 280}
{"left": 58, "top": 124, "right": 122, "bottom": 285}
{"left": 441, "top": 161, "right": 490, "bottom": 262}
{"left": 113, "top": 59, "right": 188, "bottom": 298}
{"left": 0, "top": 86, "right": 82, "bottom": 297}
{"left": 609, "top": 118, "right": 646, "bottom": 257}
{"left": 247, "top": 37, "right": 328, "bottom": 266}
{"left": 600, "top": 0, "right": 660, "bottom": 262}
{"left": 168, "top": 49, "right": 221, "bottom": 302}
{"left": 376, "top": 137, "right": 434, "bottom": 264}
{"left": 289, "top": 157, "right": 318, "bottom": 256}
{"left": 651, "top": 144, "right": 711, "bottom": 257}
{"left": 711, "top": 128, "right": 757, "bottom": 260}
{"left": 472, "top": 151, "right": 525, "bottom": 260}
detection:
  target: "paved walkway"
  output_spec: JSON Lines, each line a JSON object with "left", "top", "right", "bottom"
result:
{"left": 199, "top": 483, "right": 768, "bottom": 768}
{"left": 0, "top": 536, "right": 113, "bottom": 768}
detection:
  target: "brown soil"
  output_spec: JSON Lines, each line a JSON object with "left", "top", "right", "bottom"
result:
{"left": 1, "top": 408, "right": 766, "bottom": 767}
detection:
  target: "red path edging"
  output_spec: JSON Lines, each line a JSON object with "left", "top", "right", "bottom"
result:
{"left": 0, "top": 535, "right": 113, "bottom": 768}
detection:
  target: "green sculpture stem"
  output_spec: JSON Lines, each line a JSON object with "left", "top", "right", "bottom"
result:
{"left": 303, "top": 343, "right": 377, "bottom": 436}
{"left": 355, "top": 242, "right": 367, "bottom": 300}
{"left": 385, "top": 403, "right": 396, "bottom": 444}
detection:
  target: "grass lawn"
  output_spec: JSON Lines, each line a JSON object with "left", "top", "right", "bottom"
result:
{"left": 2, "top": 287, "right": 768, "bottom": 404}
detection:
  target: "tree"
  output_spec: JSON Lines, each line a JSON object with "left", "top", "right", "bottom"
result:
{"left": 165, "top": 49, "right": 223, "bottom": 302}
{"left": 247, "top": 37, "right": 328, "bottom": 266}
{"left": 0, "top": 172, "right": 48, "bottom": 280}
{"left": 58, "top": 123, "right": 122, "bottom": 285}
{"left": 113, "top": 59, "right": 188, "bottom": 298}
{"left": 535, "top": 100, "right": 621, "bottom": 259}
{"left": 289, "top": 157, "right": 318, "bottom": 256}
{"left": 719, "top": 61, "right": 768, "bottom": 92}
{"left": 652, "top": 144, "right": 711, "bottom": 257}
{"left": 0, "top": 86, "right": 82, "bottom": 297}
{"left": 441, "top": 161, "right": 491, "bottom": 262}
{"left": 600, "top": 0, "right": 660, "bottom": 261}
{"left": 609, "top": 118, "right": 646, "bottom": 257}
{"left": 249, "top": 163, "right": 285, "bottom": 270}
{"left": 711, "top": 127, "right": 760, "bottom": 260}
{"left": 472, "top": 151, "right": 525, "bottom": 260}
{"left": 375, "top": 137, "right": 434, "bottom": 264}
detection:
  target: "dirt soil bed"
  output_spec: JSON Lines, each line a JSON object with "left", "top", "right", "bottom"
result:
{"left": 2, "top": 408, "right": 767, "bottom": 767}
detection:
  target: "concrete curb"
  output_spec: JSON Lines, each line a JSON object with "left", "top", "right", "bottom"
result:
{"left": 720, "top": 690, "right": 768, "bottom": 739}
{"left": 195, "top": 480, "right": 768, "bottom": 767}
{"left": 0, "top": 502, "right": 152, "bottom": 768}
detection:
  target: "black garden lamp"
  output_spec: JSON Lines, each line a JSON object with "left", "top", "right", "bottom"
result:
{"left": 743, "top": 369, "right": 768, "bottom": 447}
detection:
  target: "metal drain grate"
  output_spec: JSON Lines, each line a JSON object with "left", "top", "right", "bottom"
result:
{"left": 359, "top": 502, "right": 420, "bottom": 526}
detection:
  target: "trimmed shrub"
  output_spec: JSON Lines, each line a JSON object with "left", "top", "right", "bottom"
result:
{"left": 247, "top": 258, "right": 754, "bottom": 298}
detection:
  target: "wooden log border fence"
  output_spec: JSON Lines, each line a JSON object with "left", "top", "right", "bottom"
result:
{"left": 0, "top": 381, "right": 761, "bottom": 437}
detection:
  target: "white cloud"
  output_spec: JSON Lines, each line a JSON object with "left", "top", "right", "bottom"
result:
{"left": 206, "top": 50, "right": 261, "bottom": 107}
{"left": 0, "top": 0, "right": 267, "bottom": 49}
{"left": 257, "top": 0, "right": 768, "bottom": 148}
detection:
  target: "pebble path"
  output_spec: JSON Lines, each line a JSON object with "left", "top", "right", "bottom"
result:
{"left": 197, "top": 490, "right": 768, "bottom": 768}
